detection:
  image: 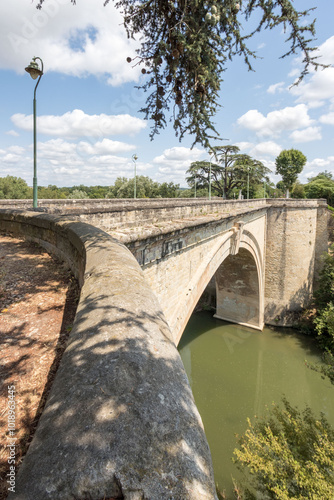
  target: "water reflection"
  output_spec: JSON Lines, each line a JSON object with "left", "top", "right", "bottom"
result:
{"left": 178, "top": 311, "right": 334, "bottom": 498}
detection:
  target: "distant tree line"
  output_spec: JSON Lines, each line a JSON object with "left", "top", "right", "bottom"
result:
{"left": 1, "top": 147, "right": 333, "bottom": 205}
{"left": 0, "top": 176, "right": 181, "bottom": 200}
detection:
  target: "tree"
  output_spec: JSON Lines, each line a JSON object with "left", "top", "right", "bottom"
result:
{"left": 105, "top": 175, "right": 179, "bottom": 198}
{"left": 186, "top": 146, "right": 270, "bottom": 199}
{"left": 36, "top": 0, "right": 327, "bottom": 148}
{"left": 302, "top": 244, "right": 334, "bottom": 384}
{"left": 304, "top": 173, "right": 334, "bottom": 206}
{"left": 0, "top": 176, "right": 30, "bottom": 199}
{"left": 38, "top": 185, "right": 67, "bottom": 199}
{"left": 274, "top": 181, "right": 286, "bottom": 198}
{"left": 291, "top": 181, "right": 306, "bottom": 199}
{"left": 275, "top": 149, "right": 307, "bottom": 198}
{"left": 233, "top": 398, "right": 334, "bottom": 499}
{"left": 158, "top": 181, "right": 180, "bottom": 198}
{"left": 68, "top": 189, "right": 88, "bottom": 199}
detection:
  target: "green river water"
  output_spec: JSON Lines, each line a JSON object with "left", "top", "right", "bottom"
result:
{"left": 178, "top": 311, "right": 334, "bottom": 498}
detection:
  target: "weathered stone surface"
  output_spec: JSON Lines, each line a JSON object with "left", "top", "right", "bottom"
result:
{"left": 0, "top": 213, "right": 217, "bottom": 500}
{"left": 264, "top": 201, "right": 328, "bottom": 326}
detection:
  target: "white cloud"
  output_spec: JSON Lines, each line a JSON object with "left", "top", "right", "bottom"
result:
{"left": 315, "top": 36, "right": 334, "bottom": 66}
{"left": 2, "top": 153, "right": 23, "bottom": 164}
{"left": 267, "top": 82, "right": 285, "bottom": 94}
{"left": 290, "top": 67, "right": 334, "bottom": 107}
{"left": 319, "top": 112, "right": 334, "bottom": 125}
{"left": 152, "top": 147, "right": 203, "bottom": 184}
{"left": 289, "top": 126, "right": 322, "bottom": 143}
{"left": 0, "top": 136, "right": 153, "bottom": 187}
{"left": 78, "top": 138, "right": 135, "bottom": 155}
{"left": 288, "top": 67, "right": 300, "bottom": 78}
{"left": 8, "top": 145, "right": 26, "bottom": 154}
{"left": 237, "top": 104, "right": 313, "bottom": 137}
{"left": 289, "top": 37, "right": 334, "bottom": 106}
{"left": 6, "top": 130, "right": 19, "bottom": 137}
{"left": 300, "top": 157, "right": 334, "bottom": 183}
{"left": 38, "top": 139, "right": 78, "bottom": 160}
{"left": 11, "top": 109, "right": 146, "bottom": 138}
{"left": 153, "top": 146, "right": 203, "bottom": 167}
{"left": 305, "top": 157, "right": 333, "bottom": 171}
{"left": 1, "top": 0, "right": 141, "bottom": 85}
{"left": 235, "top": 142, "right": 253, "bottom": 152}
{"left": 250, "top": 141, "right": 282, "bottom": 158}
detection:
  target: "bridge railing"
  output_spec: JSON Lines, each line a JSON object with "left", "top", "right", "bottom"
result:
{"left": 0, "top": 210, "right": 218, "bottom": 500}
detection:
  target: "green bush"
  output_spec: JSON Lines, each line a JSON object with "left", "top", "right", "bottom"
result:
{"left": 233, "top": 398, "right": 334, "bottom": 499}
{"left": 314, "top": 302, "right": 334, "bottom": 349}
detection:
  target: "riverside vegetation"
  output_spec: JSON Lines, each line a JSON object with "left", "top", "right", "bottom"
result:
{"left": 228, "top": 241, "right": 334, "bottom": 499}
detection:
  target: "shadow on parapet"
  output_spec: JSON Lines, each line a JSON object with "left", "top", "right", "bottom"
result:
{"left": 4, "top": 215, "right": 217, "bottom": 500}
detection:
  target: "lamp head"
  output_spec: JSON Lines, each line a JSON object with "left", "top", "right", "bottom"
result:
{"left": 25, "top": 58, "right": 43, "bottom": 80}
{"left": 132, "top": 154, "right": 138, "bottom": 161}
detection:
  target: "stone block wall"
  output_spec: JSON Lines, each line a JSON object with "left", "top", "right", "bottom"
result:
{"left": 264, "top": 200, "right": 328, "bottom": 326}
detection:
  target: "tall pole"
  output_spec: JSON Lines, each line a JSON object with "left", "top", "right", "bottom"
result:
{"left": 194, "top": 172, "right": 197, "bottom": 198}
{"left": 247, "top": 167, "right": 249, "bottom": 201}
{"left": 132, "top": 154, "right": 138, "bottom": 199}
{"left": 33, "top": 93, "right": 37, "bottom": 208}
{"left": 25, "top": 57, "right": 43, "bottom": 209}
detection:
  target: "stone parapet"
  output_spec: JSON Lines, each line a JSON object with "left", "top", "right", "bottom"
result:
{"left": 0, "top": 210, "right": 217, "bottom": 500}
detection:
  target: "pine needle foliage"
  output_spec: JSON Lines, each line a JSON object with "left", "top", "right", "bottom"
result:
{"left": 36, "top": 0, "right": 327, "bottom": 148}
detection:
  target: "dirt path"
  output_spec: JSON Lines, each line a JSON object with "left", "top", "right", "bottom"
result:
{"left": 0, "top": 234, "right": 79, "bottom": 499}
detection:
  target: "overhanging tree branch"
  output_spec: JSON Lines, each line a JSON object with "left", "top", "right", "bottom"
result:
{"left": 36, "top": 0, "right": 330, "bottom": 148}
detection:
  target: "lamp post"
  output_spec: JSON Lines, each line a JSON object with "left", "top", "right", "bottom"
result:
{"left": 247, "top": 166, "right": 250, "bottom": 201}
{"left": 25, "top": 56, "right": 44, "bottom": 209}
{"left": 132, "top": 154, "right": 138, "bottom": 199}
{"left": 194, "top": 171, "right": 197, "bottom": 198}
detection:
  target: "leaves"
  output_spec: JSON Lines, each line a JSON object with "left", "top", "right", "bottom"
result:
{"left": 304, "top": 175, "right": 334, "bottom": 207}
{"left": 275, "top": 149, "right": 307, "bottom": 191}
{"left": 186, "top": 145, "right": 271, "bottom": 198}
{"left": 105, "top": 175, "right": 180, "bottom": 198}
{"left": 0, "top": 176, "right": 30, "bottom": 199}
{"left": 36, "top": 0, "right": 328, "bottom": 148}
{"left": 233, "top": 398, "right": 334, "bottom": 499}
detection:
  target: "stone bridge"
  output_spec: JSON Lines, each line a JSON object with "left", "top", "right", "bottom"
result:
{"left": 22, "top": 196, "right": 324, "bottom": 342}
{"left": 0, "top": 197, "right": 328, "bottom": 499}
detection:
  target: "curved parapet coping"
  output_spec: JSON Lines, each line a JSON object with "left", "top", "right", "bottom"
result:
{"left": 0, "top": 211, "right": 217, "bottom": 500}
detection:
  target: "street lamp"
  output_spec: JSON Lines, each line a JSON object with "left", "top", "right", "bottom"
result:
{"left": 25, "top": 56, "right": 44, "bottom": 209}
{"left": 132, "top": 154, "right": 138, "bottom": 199}
{"left": 194, "top": 170, "right": 197, "bottom": 198}
{"left": 247, "top": 166, "right": 250, "bottom": 201}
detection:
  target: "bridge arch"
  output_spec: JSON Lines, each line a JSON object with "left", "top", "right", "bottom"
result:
{"left": 172, "top": 223, "right": 265, "bottom": 345}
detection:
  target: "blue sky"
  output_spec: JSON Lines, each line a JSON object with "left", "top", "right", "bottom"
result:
{"left": 0, "top": 0, "right": 333, "bottom": 188}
